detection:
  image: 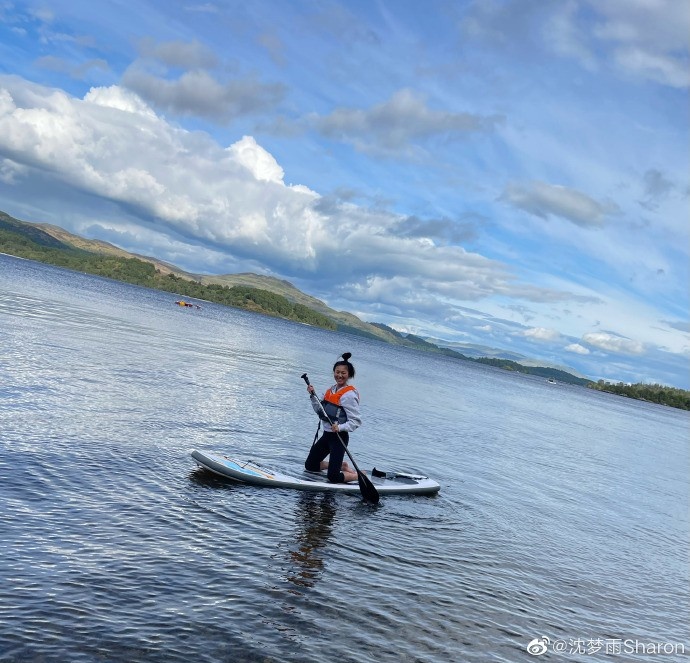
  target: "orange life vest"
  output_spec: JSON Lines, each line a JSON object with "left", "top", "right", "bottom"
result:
{"left": 320, "top": 385, "right": 358, "bottom": 424}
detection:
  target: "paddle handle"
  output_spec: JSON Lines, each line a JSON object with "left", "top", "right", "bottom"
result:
{"left": 301, "top": 373, "right": 317, "bottom": 402}
{"left": 302, "top": 373, "right": 338, "bottom": 428}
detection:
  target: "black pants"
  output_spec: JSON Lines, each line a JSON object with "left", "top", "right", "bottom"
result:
{"left": 304, "top": 431, "right": 349, "bottom": 483}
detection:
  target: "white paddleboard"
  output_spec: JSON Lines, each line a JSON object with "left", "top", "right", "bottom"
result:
{"left": 191, "top": 450, "right": 440, "bottom": 496}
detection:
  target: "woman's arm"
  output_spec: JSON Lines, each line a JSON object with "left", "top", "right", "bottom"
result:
{"left": 310, "top": 392, "right": 325, "bottom": 416}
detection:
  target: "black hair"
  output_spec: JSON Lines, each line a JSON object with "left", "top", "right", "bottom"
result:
{"left": 333, "top": 352, "right": 355, "bottom": 378}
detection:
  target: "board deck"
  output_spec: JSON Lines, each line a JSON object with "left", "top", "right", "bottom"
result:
{"left": 191, "top": 450, "right": 440, "bottom": 496}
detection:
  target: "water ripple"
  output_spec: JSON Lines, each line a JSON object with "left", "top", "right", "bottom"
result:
{"left": 1, "top": 255, "right": 688, "bottom": 662}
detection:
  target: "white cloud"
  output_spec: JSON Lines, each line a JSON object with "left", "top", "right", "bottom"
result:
{"left": 590, "top": 0, "right": 690, "bottom": 88}
{"left": 121, "top": 67, "right": 286, "bottom": 123}
{"left": 0, "top": 158, "right": 28, "bottom": 184}
{"left": 500, "top": 180, "right": 620, "bottom": 227}
{"left": 0, "top": 77, "right": 534, "bottom": 298}
{"left": 29, "top": 7, "right": 54, "bottom": 23}
{"left": 312, "top": 88, "right": 503, "bottom": 157}
{"left": 582, "top": 331, "right": 645, "bottom": 355}
{"left": 0, "top": 78, "right": 319, "bottom": 259}
{"left": 135, "top": 38, "right": 219, "bottom": 70}
{"left": 613, "top": 46, "right": 689, "bottom": 88}
{"left": 85, "top": 85, "right": 158, "bottom": 118}
{"left": 663, "top": 320, "right": 690, "bottom": 333}
{"left": 35, "top": 55, "right": 110, "bottom": 81}
{"left": 226, "top": 136, "right": 285, "bottom": 184}
{"left": 545, "top": 1, "right": 598, "bottom": 71}
{"left": 565, "top": 343, "right": 590, "bottom": 355}
{"left": 463, "top": 0, "right": 689, "bottom": 89}
{"left": 0, "top": 75, "right": 684, "bottom": 392}
{"left": 523, "top": 327, "right": 561, "bottom": 342}
{"left": 1, "top": 77, "right": 601, "bottom": 316}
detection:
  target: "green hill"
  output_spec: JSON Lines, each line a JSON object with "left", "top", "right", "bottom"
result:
{"left": 199, "top": 273, "right": 404, "bottom": 344}
{"left": 0, "top": 211, "right": 334, "bottom": 329}
{"left": 0, "top": 210, "right": 628, "bottom": 386}
{"left": 4, "top": 208, "right": 687, "bottom": 407}
{"left": 1, "top": 210, "right": 407, "bottom": 342}
{"left": 0, "top": 208, "right": 585, "bottom": 369}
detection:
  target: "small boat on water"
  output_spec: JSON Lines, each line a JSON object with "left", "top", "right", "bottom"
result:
{"left": 547, "top": 378, "right": 557, "bottom": 384}
{"left": 175, "top": 300, "right": 201, "bottom": 309}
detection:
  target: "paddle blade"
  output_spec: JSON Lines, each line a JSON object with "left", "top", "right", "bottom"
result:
{"left": 357, "top": 471, "right": 380, "bottom": 504}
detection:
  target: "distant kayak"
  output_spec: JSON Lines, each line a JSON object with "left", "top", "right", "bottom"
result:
{"left": 191, "top": 450, "right": 440, "bottom": 496}
{"left": 175, "top": 300, "right": 200, "bottom": 309}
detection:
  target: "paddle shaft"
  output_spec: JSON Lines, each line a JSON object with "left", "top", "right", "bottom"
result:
{"left": 301, "top": 373, "right": 379, "bottom": 503}
{"left": 301, "top": 373, "right": 362, "bottom": 472}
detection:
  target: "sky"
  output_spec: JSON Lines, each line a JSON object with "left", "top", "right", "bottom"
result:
{"left": 0, "top": 0, "right": 688, "bottom": 388}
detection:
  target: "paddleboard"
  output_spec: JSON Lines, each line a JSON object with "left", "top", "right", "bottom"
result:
{"left": 191, "top": 450, "right": 440, "bottom": 496}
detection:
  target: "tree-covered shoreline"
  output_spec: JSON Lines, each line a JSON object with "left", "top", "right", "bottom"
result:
{"left": 0, "top": 227, "right": 336, "bottom": 330}
{"left": 2, "top": 220, "right": 689, "bottom": 410}
{"left": 589, "top": 380, "right": 690, "bottom": 410}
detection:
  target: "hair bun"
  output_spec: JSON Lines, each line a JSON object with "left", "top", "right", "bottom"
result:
{"left": 342, "top": 352, "right": 352, "bottom": 361}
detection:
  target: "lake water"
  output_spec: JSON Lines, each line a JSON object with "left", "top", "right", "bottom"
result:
{"left": 0, "top": 253, "right": 688, "bottom": 663}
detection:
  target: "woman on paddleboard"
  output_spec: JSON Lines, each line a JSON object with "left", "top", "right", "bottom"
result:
{"left": 304, "top": 353, "right": 361, "bottom": 483}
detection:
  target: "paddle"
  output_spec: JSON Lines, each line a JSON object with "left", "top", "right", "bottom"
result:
{"left": 301, "top": 373, "right": 379, "bottom": 504}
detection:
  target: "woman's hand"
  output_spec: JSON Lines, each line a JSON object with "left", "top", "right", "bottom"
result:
{"left": 331, "top": 423, "right": 339, "bottom": 432}
{"left": 307, "top": 385, "right": 315, "bottom": 395}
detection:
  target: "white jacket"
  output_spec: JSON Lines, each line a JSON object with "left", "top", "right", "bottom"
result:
{"left": 310, "top": 384, "right": 362, "bottom": 433}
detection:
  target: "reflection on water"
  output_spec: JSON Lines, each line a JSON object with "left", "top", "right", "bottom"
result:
{"left": 187, "top": 467, "right": 235, "bottom": 490}
{"left": 2, "top": 254, "right": 689, "bottom": 663}
{"left": 188, "top": 466, "right": 338, "bottom": 591}
{"left": 284, "top": 492, "right": 337, "bottom": 590}
{"left": 188, "top": 467, "right": 337, "bottom": 591}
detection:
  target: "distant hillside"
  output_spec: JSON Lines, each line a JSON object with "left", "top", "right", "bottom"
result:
{"left": 200, "top": 273, "right": 405, "bottom": 344}
{"left": 0, "top": 211, "right": 335, "bottom": 329}
{"left": 1, "top": 212, "right": 71, "bottom": 249}
{"left": 426, "top": 336, "right": 589, "bottom": 379}
{"left": 4, "top": 209, "right": 688, "bottom": 406}
{"left": 1, "top": 208, "right": 590, "bottom": 384}
{"left": 472, "top": 357, "right": 591, "bottom": 386}
{"left": 424, "top": 337, "right": 529, "bottom": 361}
{"left": 31, "top": 219, "right": 195, "bottom": 278}
{"left": 1, "top": 211, "right": 409, "bottom": 343}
